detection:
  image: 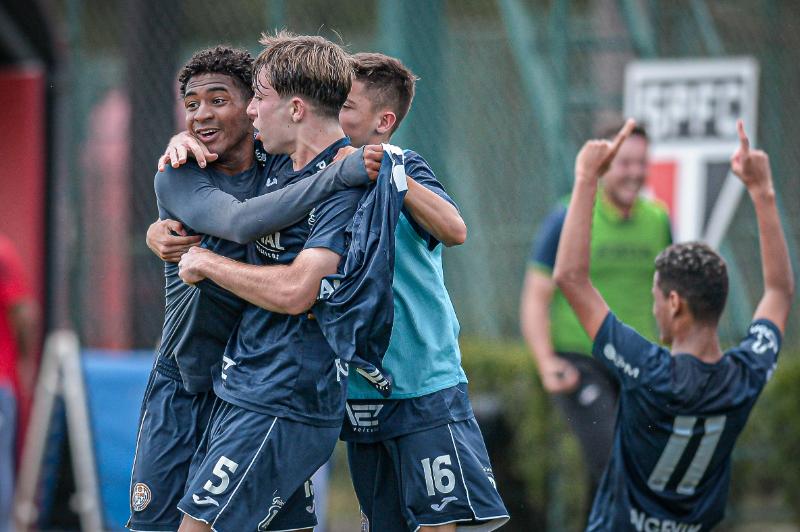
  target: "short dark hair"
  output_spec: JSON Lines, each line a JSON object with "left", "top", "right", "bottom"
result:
{"left": 254, "top": 30, "right": 352, "bottom": 119}
{"left": 597, "top": 121, "right": 648, "bottom": 142}
{"left": 655, "top": 242, "right": 728, "bottom": 324}
{"left": 178, "top": 45, "right": 254, "bottom": 100}
{"left": 352, "top": 52, "right": 418, "bottom": 134}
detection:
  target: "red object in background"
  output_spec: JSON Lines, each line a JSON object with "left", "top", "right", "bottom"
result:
{"left": 0, "top": 67, "right": 46, "bottom": 309}
{"left": 0, "top": 66, "right": 46, "bottom": 456}
{"left": 647, "top": 160, "right": 678, "bottom": 221}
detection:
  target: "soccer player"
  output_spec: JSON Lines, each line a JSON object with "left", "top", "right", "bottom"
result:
{"left": 154, "top": 52, "right": 509, "bottom": 531}
{"left": 128, "top": 45, "right": 375, "bottom": 532}
{"left": 520, "top": 123, "right": 671, "bottom": 506}
{"left": 553, "top": 119, "right": 793, "bottom": 531}
{"left": 339, "top": 53, "right": 508, "bottom": 532}
{"left": 172, "top": 32, "right": 366, "bottom": 532}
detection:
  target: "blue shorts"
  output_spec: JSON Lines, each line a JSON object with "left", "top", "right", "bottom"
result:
{"left": 347, "top": 417, "right": 509, "bottom": 531}
{"left": 0, "top": 385, "right": 16, "bottom": 532}
{"left": 127, "top": 367, "right": 215, "bottom": 531}
{"left": 178, "top": 399, "right": 339, "bottom": 531}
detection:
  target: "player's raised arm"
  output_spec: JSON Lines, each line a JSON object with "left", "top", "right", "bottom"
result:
{"left": 553, "top": 119, "right": 635, "bottom": 340}
{"left": 731, "top": 120, "right": 794, "bottom": 333}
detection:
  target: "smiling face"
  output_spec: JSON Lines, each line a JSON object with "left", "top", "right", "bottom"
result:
{"left": 183, "top": 73, "right": 253, "bottom": 161}
{"left": 602, "top": 134, "right": 648, "bottom": 212}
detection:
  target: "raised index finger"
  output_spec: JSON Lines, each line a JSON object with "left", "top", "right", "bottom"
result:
{"left": 610, "top": 118, "right": 636, "bottom": 155}
{"left": 736, "top": 119, "right": 750, "bottom": 153}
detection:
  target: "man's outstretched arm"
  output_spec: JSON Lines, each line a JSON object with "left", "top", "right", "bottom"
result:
{"left": 552, "top": 119, "right": 635, "bottom": 340}
{"left": 177, "top": 246, "right": 338, "bottom": 315}
{"left": 731, "top": 120, "right": 794, "bottom": 334}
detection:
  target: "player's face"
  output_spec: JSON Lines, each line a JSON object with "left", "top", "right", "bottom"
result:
{"left": 339, "top": 80, "right": 381, "bottom": 148}
{"left": 652, "top": 272, "right": 672, "bottom": 344}
{"left": 184, "top": 73, "right": 252, "bottom": 159}
{"left": 247, "top": 70, "right": 294, "bottom": 154}
{"left": 602, "top": 135, "right": 648, "bottom": 211}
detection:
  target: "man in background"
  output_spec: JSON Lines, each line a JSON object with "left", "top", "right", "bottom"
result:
{"left": 519, "top": 124, "right": 671, "bottom": 509}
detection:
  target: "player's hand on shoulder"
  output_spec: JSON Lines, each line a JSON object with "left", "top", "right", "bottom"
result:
{"left": 146, "top": 218, "right": 201, "bottom": 263}
{"left": 537, "top": 356, "right": 580, "bottom": 394}
{"left": 362, "top": 144, "right": 384, "bottom": 181}
{"left": 575, "top": 118, "right": 635, "bottom": 181}
{"left": 157, "top": 131, "right": 219, "bottom": 172}
{"left": 178, "top": 246, "right": 212, "bottom": 285}
{"left": 333, "top": 145, "right": 357, "bottom": 162}
{"left": 730, "top": 119, "right": 773, "bottom": 191}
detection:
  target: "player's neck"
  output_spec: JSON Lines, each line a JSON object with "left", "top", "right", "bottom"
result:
{"left": 670, "top": 321, "right": 723, "bottom": 364}
{"left": 214, "top": 136, "right": 255, "bottom": 176}
{"left": 290, "top": 118, "right": 345, "bottom": 171}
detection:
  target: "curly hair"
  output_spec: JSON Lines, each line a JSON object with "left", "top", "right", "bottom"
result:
{"left": 351, "top": 52, "right": 418, "bottom": 134}
{"left": 178, "top": 45, "right": 254, "bottom": 99}
{"left": 655, "top": 242, "right": 729, "bottom": 324}
{"left": 254, "top": 30, "right": 352, "bottom": 118}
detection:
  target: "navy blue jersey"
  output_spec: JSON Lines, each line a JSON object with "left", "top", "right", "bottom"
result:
{"left": 153, "top": 149, "right": 369, "bottom": 393}
{"left": 314, "top": 145, "right": 408, "bottom": 397}
{"left": 588, "top": 313, "right": 781, "bottom": 532}
{"left": 214, "top": 138, "right": 365, "bottom": 427}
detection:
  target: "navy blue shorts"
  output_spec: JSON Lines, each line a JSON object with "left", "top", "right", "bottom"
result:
{"left": 127, "top": 368, "right": 215, "bottom": 531}
{"left": 347, "top": 417, "right": 509, "bottom": 531}
{"left": 178, "top": 399, "right": 339, "bottom": 531}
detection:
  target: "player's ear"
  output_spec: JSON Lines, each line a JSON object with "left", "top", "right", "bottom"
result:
{"left": 667, "top": 290, "right": 682, "bottom": 318}
{"left": 376, "top": 110, "right": 396, "bottom": 135}
{"left": 290, "top": 97, "right": 305, "bottom": 122}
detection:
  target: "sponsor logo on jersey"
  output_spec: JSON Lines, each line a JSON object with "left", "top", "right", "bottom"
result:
{"left": 335, "top": 358, "right": 349, "bottom": 382}
{"left": 318, "top": 278, "right": 341, "bottom": 300}
{"left": 603, "top": 343, "right": 640, "bottom": 379}
{"left": 256, "top": 232, "right": 286, "bottom": 259}
{"left": 304, "top": 480, "right": 315, "bottom": 513}
{"left": 360, "top": 510, "right": 370, "bottom": 532}
{"left": 308, "top": 208, "right": 317, "bottom": 227}
{"left": 483, "top": 467, "right": 497, "bottom": 489}
{"left": 749, "top": 323, "right": 778, "bottom": 355}
{"left": 266, "top": 177, "right": 278, "bottom": 187}
{"left": 431, "top": 496, "right": 458, "bottom": 512}
{"left": 346, "top": 403, "right": 384, "bottom": 432}
{"left": 258, "top": 496, "right": 285, "bottom": 530}
{"left": 316, "top": 160, "right": 327, "bottom": 171}
{"left": 630, "top": 508, "right": 701, "bottom": 532}
{"left": 221, "top": 356, "right": 236, "bottom": 381}
{"left": 131, "top": 483, "right": 152, "bottom": 512}
{"left": 192, "top": 493, "right": 219, "bottom": 507}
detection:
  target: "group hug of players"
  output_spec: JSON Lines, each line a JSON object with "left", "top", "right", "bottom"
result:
{"left": 128, "top": 30, "right": 794, "bottom": 532}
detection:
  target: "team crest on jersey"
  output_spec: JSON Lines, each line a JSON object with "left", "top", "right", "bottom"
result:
{"left": 258, "top": 496, "right": 285, "bottom": 530}
{"left": 131, "top": 483, "right": 152, "bottom": 512}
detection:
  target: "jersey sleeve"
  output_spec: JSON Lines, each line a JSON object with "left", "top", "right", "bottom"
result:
{"left": 402, "top": 150, "right": 458, "bottom": 251}
{"left": 154, "top": 151, "right": 369, "bottom": 244}
{"left": 731, "top": 319, "right": 782, "bottom": 380}
{"left": 303, "top": 187, "right": 365, "bottom": 256}
{"left": 527, "top": 206, "right": 567, "bottom": 274}
{"left": 592, "top": 312, "right": 672, "bottom": 390}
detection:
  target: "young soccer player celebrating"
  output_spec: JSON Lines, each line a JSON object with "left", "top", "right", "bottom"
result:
{"left": 553, "top": 119, "right": 793, "bottom": 531}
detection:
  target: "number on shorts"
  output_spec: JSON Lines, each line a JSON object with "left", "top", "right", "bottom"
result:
{"left": 647, "top": 415, "right": 726, "bottom": 495}
{"left": 421, "top": 455, "right": 456, "bottom": 496}
{"left": 203, "top": 456, "right": 239, "bottom": 495}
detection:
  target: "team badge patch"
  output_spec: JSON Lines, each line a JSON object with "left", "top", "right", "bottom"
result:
{"left": 131, "top": 483, "right": 152, "bottom": 512}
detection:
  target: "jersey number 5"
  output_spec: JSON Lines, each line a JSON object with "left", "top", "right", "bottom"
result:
{"left": 647, "top": 415, "right": 726, "bottom": 496}
{"left": 204, "top": 456, "right": 239, "bottom": 495}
